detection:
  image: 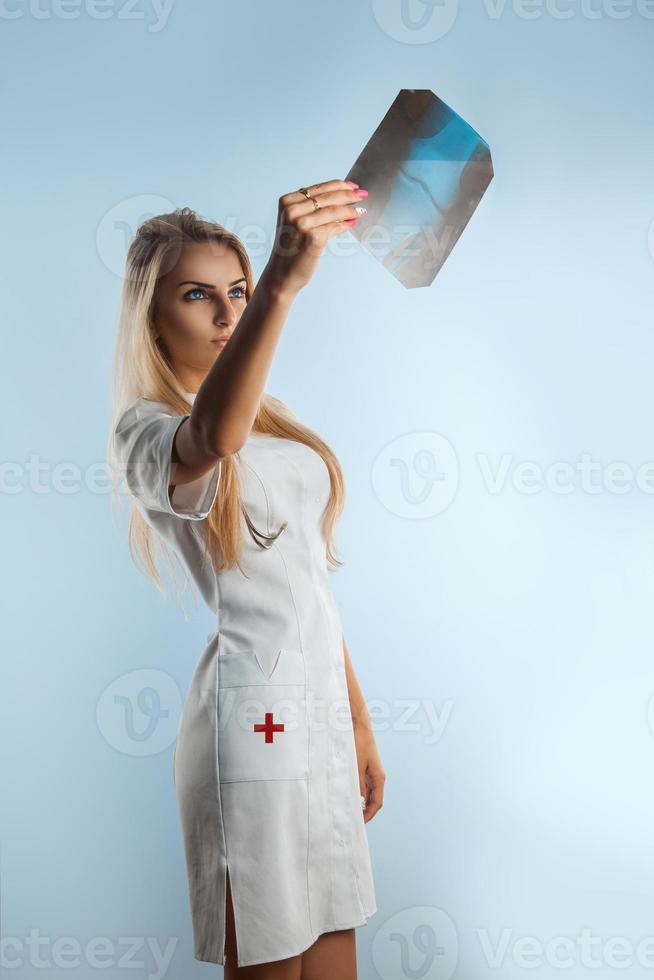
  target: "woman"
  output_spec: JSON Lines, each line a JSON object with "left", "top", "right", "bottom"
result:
{"left": 108, "top": 178, "right": 385, "bottom": 978}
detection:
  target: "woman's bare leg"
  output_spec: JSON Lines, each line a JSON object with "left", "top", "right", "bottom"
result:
{"left": 300, "top": 928, "right": 357, "bottom": 980}
{"left": 224, "top": 867, "right": 303, "bottom": 979}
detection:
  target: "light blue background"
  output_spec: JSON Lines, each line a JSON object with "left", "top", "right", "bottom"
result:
{"left": 3, "top": 1, "right": 654, "bottom": 977}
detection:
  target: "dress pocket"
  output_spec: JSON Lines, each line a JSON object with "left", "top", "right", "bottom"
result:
{"left": 217, "top": 648, "right": 309, "bottom": 783}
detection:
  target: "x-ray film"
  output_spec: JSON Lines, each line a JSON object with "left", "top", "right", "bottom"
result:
{"left": 345, "top": 89, "right": 494, "bottom": 288}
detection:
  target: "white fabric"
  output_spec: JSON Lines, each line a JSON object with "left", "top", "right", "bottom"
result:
{"left": 113, "top": 394, "right": 221, "bottom": 519}
{"left": 111, "top": 393, "right": 378, "bottom": 967}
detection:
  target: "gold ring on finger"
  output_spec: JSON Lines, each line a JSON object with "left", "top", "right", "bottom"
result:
{"left": 298, "top": 187, "right": 320, "bottom": 210}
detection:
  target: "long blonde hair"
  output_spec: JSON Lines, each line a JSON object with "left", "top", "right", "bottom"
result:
{"left": 107, "top": 207, "right": 345, "bottom": 608}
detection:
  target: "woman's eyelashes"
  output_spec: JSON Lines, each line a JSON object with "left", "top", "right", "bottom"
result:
{"left": 183, "top": 286, "right": 246, "bottom": 302}
{"left": 184, "top": 287, "right": 206, "bottom": 301}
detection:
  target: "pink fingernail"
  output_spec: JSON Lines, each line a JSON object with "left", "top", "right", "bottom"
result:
{"left": 345, "top": 180, "right": 359, "bottom": 188}
{"left": 355, "top": 189, "right": 368, "bottom": 198}
{"left": 344, "top": 218, "right": 358, "bottom": 224}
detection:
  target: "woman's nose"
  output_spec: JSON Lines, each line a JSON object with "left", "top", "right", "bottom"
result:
{"left": 212, "top": 300, "right": 238, "bottom": 325}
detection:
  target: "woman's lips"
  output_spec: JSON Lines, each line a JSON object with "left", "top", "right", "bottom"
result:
{"left": 211, "top": 338, "right": 230, "bottom": 346}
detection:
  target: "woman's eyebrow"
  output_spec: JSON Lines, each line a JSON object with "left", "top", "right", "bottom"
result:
{"left": 177, "top": 277, "right": 247, "bottom": 289}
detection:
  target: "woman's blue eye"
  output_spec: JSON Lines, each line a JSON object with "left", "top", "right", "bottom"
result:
{"left": 184, "top": 286, "right": 246, "bottom": 301}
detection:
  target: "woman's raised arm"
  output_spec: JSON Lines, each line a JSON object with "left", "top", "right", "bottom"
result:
{"left": 171, "top": 178, "right": 364, "bottom": 485}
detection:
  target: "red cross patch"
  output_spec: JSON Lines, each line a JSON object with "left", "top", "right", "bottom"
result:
{"left": 253, "top": 712, "right": 285, "bottom": 743}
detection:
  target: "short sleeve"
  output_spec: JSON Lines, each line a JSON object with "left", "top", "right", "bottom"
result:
{"left": 112, "top": 400, "right": 221, "bottom": 521}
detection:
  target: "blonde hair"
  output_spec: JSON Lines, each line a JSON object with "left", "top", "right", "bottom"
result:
{"left": 106, "top": 207, "right": 345, "bottom": 610}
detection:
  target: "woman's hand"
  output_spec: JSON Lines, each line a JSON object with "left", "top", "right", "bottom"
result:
{"left": 262, "top": 178, "right": 366, "bottom": 298}
{"left": 354, "top": 721, "right": 386, "bottom": 823}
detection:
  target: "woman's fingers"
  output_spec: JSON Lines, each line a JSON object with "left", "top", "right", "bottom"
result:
{"left": 296, "top": 203, "right": 365, "bottom": 232}
{"left": 286, "top": 190, "right": 366, "bottom": 224}
{"left": 362, "top": 768, "right": 385, "bottom": 823}
{"left": 283, "top": 180, "right": 367, "bottom": 221}
{"left": 265, "top": 178, "right": 367, "bottom": 293}
{"left": 284, "top": 189, "right": 368, "bottom": 242}
{"left": 281, "top": 178, "right": 357, "bottom": 207}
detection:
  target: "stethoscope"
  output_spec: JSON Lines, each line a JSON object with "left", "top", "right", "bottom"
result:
{"left": 241, "top": 505, "right": 288, "bottom": 550}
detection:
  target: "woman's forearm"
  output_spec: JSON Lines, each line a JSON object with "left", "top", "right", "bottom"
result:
{"left": 342, "top": 636, "right": 373, "bottom": 731}
{"left": 190, "top": 264, "right": 298, "bottom": 458}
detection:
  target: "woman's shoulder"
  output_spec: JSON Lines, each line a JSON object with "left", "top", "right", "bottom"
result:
{"left": 114, "top": 397, "right": 180, "bottom": 430}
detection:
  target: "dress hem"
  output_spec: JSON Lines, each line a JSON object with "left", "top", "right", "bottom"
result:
{"left": 193, "top": 901, "right": 379, "bottom": 968}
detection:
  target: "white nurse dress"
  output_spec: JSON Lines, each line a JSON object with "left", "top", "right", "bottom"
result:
{"left": 112, "top": 391, "right": 378, "bottom": 968}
